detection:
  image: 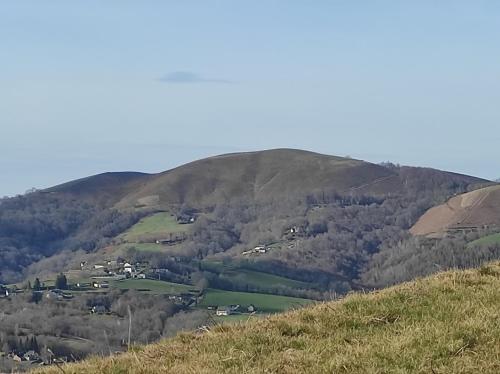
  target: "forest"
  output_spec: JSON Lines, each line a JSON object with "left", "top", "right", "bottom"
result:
{"left": 1, "top": 164, "right": 500, "bottom": 371}
{"left": 1, "top": 165, "right": 497, "bottom": 290}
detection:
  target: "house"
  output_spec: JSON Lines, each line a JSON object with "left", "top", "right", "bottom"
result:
{"left": 254, "top": 245, "right": 268, "bottom": 253}
{"left": 91, "top": 305, "right": 108, "bottom": 314}
{"left": 0, "top": 286, "right": 9, "bottom": 298}
{"left": 153, "top": 268, "right": 170, "bottom": 274}
{"left": 75, "top": 282, "right": 91, "bottom": 289}
{"left": 23, "top": 350, "right": 41, "bottom": 362}
{"left": 216, "top": 307, "right": 232, "bottom": 316}
{"left": 177, "top": 214, "right": 196, "bottom": 224}
{"left": 123, "top": 263, "right": 134, "bottom": 273}
{"left": 46, "top": 290, "right": 64, "bottom": 301}
{"left": 92, "top": 281, "right": 109, "bottom": 289}
{"left": 284, "top": 225, "right": 305, "bottom": 239}
{"left": 229, "top": 304, "right": 241, "bottom": 312}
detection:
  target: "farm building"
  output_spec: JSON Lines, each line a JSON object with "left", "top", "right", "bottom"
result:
{"left": 216, "top": 307, "right": 232, "bottom": 316}
{"left": 123, "top": 263, "right": 134, "bottom": 273}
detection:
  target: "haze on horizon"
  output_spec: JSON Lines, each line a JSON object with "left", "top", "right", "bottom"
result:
{"left": 1, "top": 1, "right": 499, "bottom": 196}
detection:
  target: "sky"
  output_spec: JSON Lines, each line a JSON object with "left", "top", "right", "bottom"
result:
{"left": 1, "top": 1, "right": 500, "bottom": 196}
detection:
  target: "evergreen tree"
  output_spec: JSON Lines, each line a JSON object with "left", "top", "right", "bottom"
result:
{"left": 55, "top": 273, "right": 68, "bottom": 290}
{"left": 33, "top": 278, "right": 41, "bottom": 291}
{"left": 31, "top": 291, "right": 42, "bottom": 304}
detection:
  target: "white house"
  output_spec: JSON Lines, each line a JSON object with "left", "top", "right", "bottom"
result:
{"left": 216, "top": 307, "right": 232, "bottom": 316}
{"left": 123, "top": 263, "right": 134, "bottom": 273}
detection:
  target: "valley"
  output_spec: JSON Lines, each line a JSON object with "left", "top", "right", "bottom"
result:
{"left": 1, "top": 149, "right": 499, "bottom": 371}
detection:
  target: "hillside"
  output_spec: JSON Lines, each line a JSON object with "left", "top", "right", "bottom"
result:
{"left": 114, "top": 149, "right": 402, "bottom": 208}
{"left": 44, "top": 149, "right": 489, "bottom": 210}
{"left": 46, "top": 172, "right": 151, "bottom": 205}
{"left": 1, "top": 148, "right": 491, "bottom": 285}
{"left": 37, "top": 262, "right": 500, "bottom": 374}
{"left": 411, "top": 184, "right": 500, "bottom": 237}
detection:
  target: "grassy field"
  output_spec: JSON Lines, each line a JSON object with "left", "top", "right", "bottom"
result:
{"left": 121, "top": 212, "right": 189, "bottom": 242}
{"left": 468, "top": 232, "right": 500, "bottom": 247}
{"left": 201, "top": 260, "right": 314, "bottom": 290}
{"left": 111, "top": 279, "right": 195, "bottom": 295}
{"left": 199, "top": 289, "right": 312, "bottom": 313}
{"left": 36, "top": 262, "right": 500, "bottom": 374}
{"left": 201, "top": 260, "right": 227, "bottom": 273}
{"left": 123, "top": 243, "right": 170, "bottom": 252}
{"left": 223, "top": 269, "right": 312, "bottom": 289}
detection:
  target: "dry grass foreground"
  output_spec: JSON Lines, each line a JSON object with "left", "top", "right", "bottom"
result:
{"left": 36, "top": 263, "right": 500, "bottom": 374}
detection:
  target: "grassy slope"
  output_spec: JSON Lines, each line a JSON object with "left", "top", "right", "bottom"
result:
{"left": 224, "top": 269, "right": 312, "bottom": 289}
{"left": 202, "top": 260, "right": 314, "bottom": 290}
{"left": 111, "top": 279, "right": 194, "bottom": 295}
{"left": 116, "top": 148, "right": 402, "bottom": 208}
{"left": 37, "top": 263, "right": 500, "bottom": 374}
{"left": 121, "top": 212, "right": 188, "bottom": 242}
{"left": 468, "top": 232, "right": 500, "bottom": 247}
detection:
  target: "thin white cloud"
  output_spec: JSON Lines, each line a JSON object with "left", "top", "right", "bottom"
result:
{"left": 158, "top": 71, "right": 233, "bottom": 84}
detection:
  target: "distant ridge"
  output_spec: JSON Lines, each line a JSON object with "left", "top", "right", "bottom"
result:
{"left": 115, "top": 148, "right": 402, "bottom": 208}
{"left": 45, "top": 148, "right": 490, "bottom": 209}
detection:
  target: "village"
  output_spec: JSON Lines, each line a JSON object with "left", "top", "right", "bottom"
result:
{"left": 0, "top": 214, "right": 312, "bottom": 370}
{"left": 0, "top": 256, "right": 263, "bottom": 370}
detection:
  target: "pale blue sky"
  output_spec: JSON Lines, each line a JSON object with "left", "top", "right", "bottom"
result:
{"left": 1, "top": 1, "right": 499, "bottom": 196}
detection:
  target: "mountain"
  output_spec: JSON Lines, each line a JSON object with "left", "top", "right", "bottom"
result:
{"left": 411, "top": 184, "right": 500, "bottom": 237}
{"left": 49, "top": 149, "right": 402, "bottom": 208}
{"left": 115, "top": 149, "right": 402, "bottom": 208}
{"left": 35, "top": 262, "right": 500, "bottom": 374}
{"left": 47, "top": 149, "right": 488, "bottom": 209}
{"left": 1, "top": 148, "right": 492, "bottom": 285}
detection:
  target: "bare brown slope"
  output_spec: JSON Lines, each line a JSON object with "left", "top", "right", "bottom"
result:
{"left": 43, "top": 149, "right": 489, "bottom": 210}
{"left": 45, "top": 172, "right": 152, "bottom": 205}
{"left": 115, "top": 149, "right": 401, "bottom": 208}
{"left": 411, "top": 184, "right": 500, "bottom": 236}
